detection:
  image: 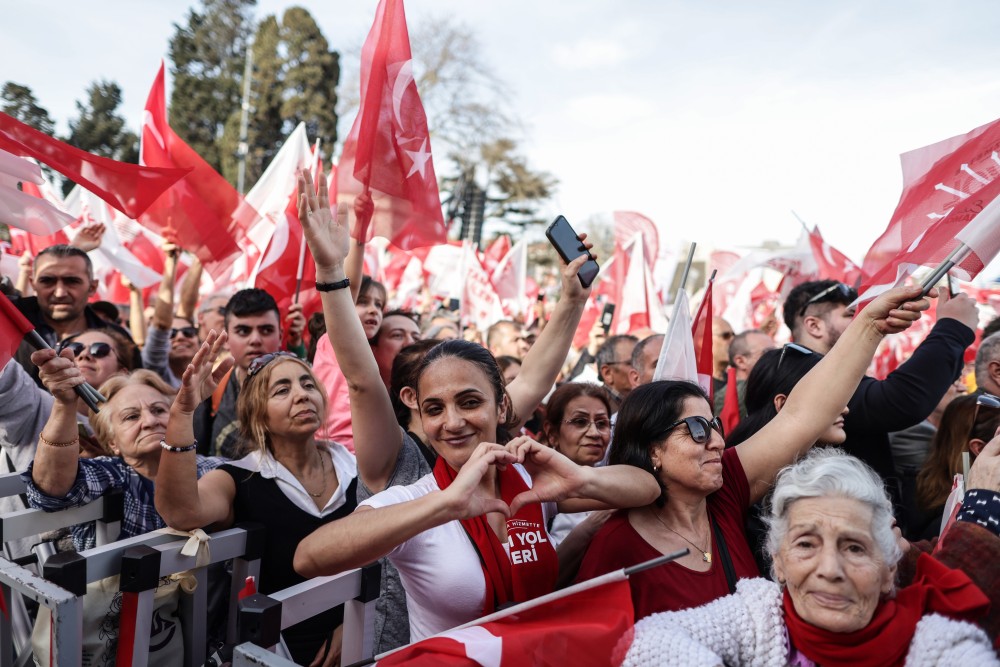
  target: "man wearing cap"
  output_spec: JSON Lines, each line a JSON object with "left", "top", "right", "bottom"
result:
{"left": 783, "top": 279, "right": 977, "bottom": 510}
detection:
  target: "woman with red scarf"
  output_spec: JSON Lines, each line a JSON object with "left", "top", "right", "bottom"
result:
{"left": 622, "top": 448, "right": 998, "bottom": 666}
{"left": 292, "top": 173, "right": 660, "bottom": 641}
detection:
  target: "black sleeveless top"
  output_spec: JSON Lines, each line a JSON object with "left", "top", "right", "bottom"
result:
{"left": 220, "top": 461, "right": 358, "bottom": 664}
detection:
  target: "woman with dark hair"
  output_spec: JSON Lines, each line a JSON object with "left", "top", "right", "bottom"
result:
{"left": 542, "top": 382, "right": 615, "bottom": 549}
{"left": 576, "top": 286, "right": 932, "bottom": 621}
{"left": 291, "top": 171, "right": 660, "bottom": 643}
{"left": 912, "top": 393, "right": 1000, "bottom": 539}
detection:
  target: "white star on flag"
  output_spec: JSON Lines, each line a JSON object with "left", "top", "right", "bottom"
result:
{"left": 404, "top": 138, "right": 431, "bottom": 179}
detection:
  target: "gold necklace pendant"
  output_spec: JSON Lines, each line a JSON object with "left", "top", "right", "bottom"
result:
{"left": 703, "top": 551, "right": 711, "bottom": 564}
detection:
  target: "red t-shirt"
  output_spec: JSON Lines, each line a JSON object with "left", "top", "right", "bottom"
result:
{"left": 576, "top": 447, "right": 760, "bottom": 619}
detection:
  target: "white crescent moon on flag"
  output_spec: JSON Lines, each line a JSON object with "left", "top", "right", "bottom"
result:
{"left": 142, "top": 110, "right": 167, "bottom": 150}
{"left": 391, "top": 60, "right": 415, "bottom": 127}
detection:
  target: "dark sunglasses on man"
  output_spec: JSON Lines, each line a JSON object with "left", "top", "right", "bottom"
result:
{"left": 57, "top": 340, "right": 118, "bottom": 361}
{"left": 798, "top": 282, "right": 856, "bottom": 317}
{"left": 170, "top": 326, "right": 199, "bottom": 340}
{"left": 776, "top": 342, "right": 816, "bottom": 370}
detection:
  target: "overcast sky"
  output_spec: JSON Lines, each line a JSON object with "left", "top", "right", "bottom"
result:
{"left": 5, "top": 0, "right": 1000, "bottom": 267}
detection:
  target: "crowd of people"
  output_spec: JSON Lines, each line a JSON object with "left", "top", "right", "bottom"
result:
{"left": 2, "top": 168, "right": 1000, "bottom": 664}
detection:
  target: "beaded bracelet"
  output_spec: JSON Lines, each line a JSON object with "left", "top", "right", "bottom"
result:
{"left": 38, "top": 434, "right": 79, "bottom": 448}
{"left": 160, "top": 439, "right": 198, "bottom": 453}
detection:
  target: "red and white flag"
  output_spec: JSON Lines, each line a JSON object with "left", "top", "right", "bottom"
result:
{"left": 808, "top": 225, "right": 861, "bottom": 286}
{"left": 0, "top": 150, "right": 75, "bottom": 235}
{"left": 247, "top": 125, "right": 324, "bottom": 318}
{"left": 482, "top": 235, "right": 511, "bottom": 275}
{"left": 0, "top": 112, "right": 188, "bottom": 220}
{"left": 140, "top": 61, "right": 254, "bottom": 281}
{"left": 337, "top": 0, "right": 448, "bottom": 250}
{"left": 614, "top": 233, "right": 667, "bottom": 335}
{"left": 1, "top": 294, "right": 34, "bottom": 370}
{"left": 460, "top": 242, "right": 505, "bottom": 331}
{"left": 491, "top": 239, "right": 527, "bottom": 318}
{"left": 613, "top": 211, "right": 659, "bottom": 269}
{"left": 375, "top": 571, "right": 634, "bottom": 667}
{"left": 691, "top": 277, "right": 714, "bottom": 398}
{"left": 7, "top": 158, "right": 72, "bottom": 253}
{"left": 858, "top": 116, "right": 1000, "bottom": 305}
{"left": 652, "top": 289, "right": 699, "bottom": 384}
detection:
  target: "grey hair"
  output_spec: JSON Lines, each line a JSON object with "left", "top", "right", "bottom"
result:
{"left": 975, "top": 332, "right": 1000, "bottom": 389}
{"left": 764, "top": 448, "right": 901, "bottom": 581}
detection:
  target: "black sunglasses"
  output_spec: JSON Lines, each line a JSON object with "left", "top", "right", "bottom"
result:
{"left": 58, "top": 340, "right": 117, "bottom": 361}
{"left": 665, "top": 415, "right": 725, "bottom": 444}
{"left": 799, "top": 283, "right": 855, "bottom": 317}
{"left": 246, "top": 350, "right": 300, "bottom": 379}
{"left": 777, "top": 342, "right": 816, "bottom": 370}
{"left": 170, "top": 326, "right": 198, "bottom": 339}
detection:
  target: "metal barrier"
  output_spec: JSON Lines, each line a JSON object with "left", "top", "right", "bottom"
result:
{"left": 0, "top": 556, "right": 82, "bottom": 667}
{"left": 238, "top": 561, "right": 381, "bottom": 665}
{"left": 233, "top": 642, "right": 299, "bottom": 666}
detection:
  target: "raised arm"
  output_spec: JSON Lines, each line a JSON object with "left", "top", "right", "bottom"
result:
{"left": 294, "top": 443, "right": 515, "bottom": 577}
{"left": 176, "top": 256, "right": 202, "bottom": 322}
{"left": 154, "top": 332, "right": 236, "bottom": 531}
{"left": 737, "top": 285, "right": 930, "bottom": 502}
{"left": 507, "top": 249, "right": 592, "bottom": 428}
{"left": 29, "top": 348, "right": 86, "bottom": 497}
{"left": 298, "top": 172, "right": 401, "bottom": 492}
{"left": 151, "top": 243, "right": 179, "bottom": 331}
{"left": 344, "top": 191, "right": 373, "bottom": 303}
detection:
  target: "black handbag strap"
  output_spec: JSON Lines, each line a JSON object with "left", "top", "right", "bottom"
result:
{"left": 710, "top": 513, "right": 737, "bottom": 594}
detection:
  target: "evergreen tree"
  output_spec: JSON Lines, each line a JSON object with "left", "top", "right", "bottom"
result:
{"left": 66, "top": 80, "right": 139, "bottom": 164}
{"left": 168, "top": 0, "right": 257, "bottom": 172}
{"left": 1, "top": 82, "right": 56, "bottom": 135}
{"left": 220, "top": 7, "right": 339, "bottom": 186}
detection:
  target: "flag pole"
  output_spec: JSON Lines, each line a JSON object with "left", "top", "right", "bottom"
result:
{"left": 919, "top": 243, "right": 970, "bottom": 296}
{"left": 351, "top": 550, "right": 689, "bottom": 667}
{"left": 294, "top": 139, "right": 323, "bottom": 304}
{"left": 791, "top": 210, "right": 811, "bottom": 232}
{"left": 23, "top": 330, "right": 103, "bottom": 412}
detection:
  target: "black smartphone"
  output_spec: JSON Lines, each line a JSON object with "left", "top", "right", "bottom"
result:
{"left": 600, "top": 302, "right": 616, "bottom": 334}
{"left": 545, "top": 215, "right": 600, "bottom": 288}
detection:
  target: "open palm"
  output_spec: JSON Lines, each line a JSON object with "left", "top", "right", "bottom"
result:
{"left": 298, "top": 170, "right": 351, "bottom": 273}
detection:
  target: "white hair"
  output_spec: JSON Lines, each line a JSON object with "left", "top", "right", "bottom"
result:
{"left": 764, "top": 448, "right": 901, "bottom": 580}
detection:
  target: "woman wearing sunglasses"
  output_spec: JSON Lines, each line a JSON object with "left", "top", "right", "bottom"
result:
{"left": 576, "top": 286, "right": 933, "bottom": 620}
{"left": 154, "top": 336, "right": 357, "bottom": 666}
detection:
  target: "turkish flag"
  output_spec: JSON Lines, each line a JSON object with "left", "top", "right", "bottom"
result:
{"left": 0, "top": 113, "right": 189, "bottom": 222}
{"left": 375, "top": 575, "right": 634, "bottom": 667}
{"left": 8, "top": 167, "right": 71, "bottom": 252}
{"left": 691, "top": 278, "right": 714, "bottom": 399}
{"left": 139, "top": 61, "right": 254, "bottom": 281}
{"left": 1, "top": 294, "right": 34, "bottom": 369}
{"left": 613, "top": 211, "right": 659, "bottom": 269}
{"left": 808, "top": 225, "right": 862, "bottom": 287}
{"left": 614, "top": 233, "right": 667, "bottom": 335}
{"left": 859, "top": 116, "right": 1000, "bottom": 305}
{"left": 483, "top": 234, "right": 511, "bottom": 274}
{"left": 338, "top": 0, "right": 448, "bottom": 250}
{"left": 0, "top": 150, "right": 75, "bottom": 235}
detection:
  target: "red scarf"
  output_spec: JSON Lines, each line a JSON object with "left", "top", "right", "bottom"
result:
{"left": 783, "top": 553, "right": 990, "bottom": 666}
{"left": 433, "top": 456, "right": 558, "bottom": 614}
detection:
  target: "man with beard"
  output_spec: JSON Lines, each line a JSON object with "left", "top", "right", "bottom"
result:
{"left": 13, "top": 244, "right": 135, "bottom": 386}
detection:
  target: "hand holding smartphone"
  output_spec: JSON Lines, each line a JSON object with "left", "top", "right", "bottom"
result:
{"left": 545, "top": 215, "right": 600, "bottom": 288}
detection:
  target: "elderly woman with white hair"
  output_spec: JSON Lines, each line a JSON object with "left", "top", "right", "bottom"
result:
{"left": 623, "top": 448, "right": 999, "bottom": 667}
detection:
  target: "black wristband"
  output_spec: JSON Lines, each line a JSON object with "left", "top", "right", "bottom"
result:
{"left": 315, "top": 278, "right": 351, "bottom": 292}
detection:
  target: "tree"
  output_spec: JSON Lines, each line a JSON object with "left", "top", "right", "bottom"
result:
{"left": 219, "top": 6, "right": 340, "bottom": 186}
{"left": 168, "top": 0, "right": 257, "bottom": 172}
{"left": 1, "top": 82, "right": 55, "bottom": 135}
{"left": 66, "top": 80, "right": 139, "bottom": 164}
